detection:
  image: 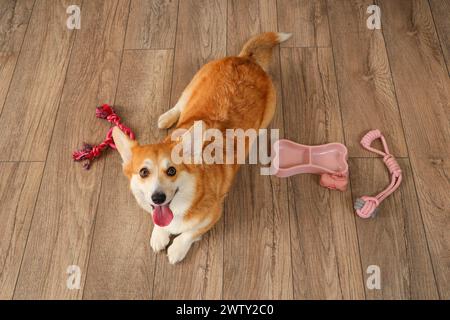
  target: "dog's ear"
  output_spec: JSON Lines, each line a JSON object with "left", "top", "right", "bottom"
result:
{"left": 170, "top": 120, "right": 207, "bottom": 164}
{"left": 112, "top": 127, "right": 137, "bottom": 164}
{"left": 182, "top": 120, "right": 207, "bottom": 160}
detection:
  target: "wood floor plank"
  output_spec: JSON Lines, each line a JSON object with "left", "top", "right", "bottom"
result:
{"left": 124, "top": 0, "right": 178, "bottom": 49}
{"left": 151, "top": 0, "right": 226, "bottom": 300}
{"left": 379, "top": 0, "right": 450, "bottom": 299}
{"left": 350, "top": 158, "right": 439, "bottom": 299}
{"left": 0, "top": 0, "right": 34, "bottom": 115}
{"left": 281, "top": 47, "right": 365, "bottom": 299}
{"left": 277, "top": 0, "right": 331, "bottom": 47}
{"left": 327, "top": 0, "right": 408, "bottom": 157}
{"left": 13, "top": 0, "right": 130, "bottom": 299}
{"left": 0, "top": 162, "right": 44, "bottom": 299}
{"left": 0, "top": 0, "right": 78, "bottom": 161}
{"left": 223, "top": 0, "right": 293, "bottom": 299}
{"left": 83, "top": 50, "right": 173, "bottom": 299}
{"left": 429, "top": 0, "right": 450, "bottom": 75}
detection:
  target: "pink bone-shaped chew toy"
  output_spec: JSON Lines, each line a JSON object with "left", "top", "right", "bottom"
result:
{"left": 271, "top": 139, "right": 349, "bottom": 191}
{"left": 353, "top": 129, "right": 402, "bottom": 218}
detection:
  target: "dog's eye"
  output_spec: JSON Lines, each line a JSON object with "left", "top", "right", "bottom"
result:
{"left": 166, "top": 166, "right": 176, "bottom": 176}
{"left": 139, "top": 167, "right": 150, "bottom": 178}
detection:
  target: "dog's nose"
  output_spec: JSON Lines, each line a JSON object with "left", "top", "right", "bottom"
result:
{"left": 151, "top": 192, "right": 166, "bottom": 205}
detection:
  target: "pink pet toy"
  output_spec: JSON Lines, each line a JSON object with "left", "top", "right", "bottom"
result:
{"left": 353, "top": 129, "right": 402, "bottom": 218}
{"left": 271, "top": 129, "right": 402, "bottom": 219}
{"left": 271, "top": 140, "right": 349, "bottom": 191}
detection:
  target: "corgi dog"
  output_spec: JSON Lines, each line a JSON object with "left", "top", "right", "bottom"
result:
{"left": 113, "top": 32, "right": 291, "bottom": 264}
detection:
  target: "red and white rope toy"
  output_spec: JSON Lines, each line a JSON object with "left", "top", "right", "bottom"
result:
{"left": 354, "top": 129, "right": 402, "bottom": 218}
{"left": 72, "top": 104, "right": 135, "bottom": 169}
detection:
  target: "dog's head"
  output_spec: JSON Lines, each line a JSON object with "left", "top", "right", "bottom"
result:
{"left": 112, "top": 127, "right": 197, "bottom": 227}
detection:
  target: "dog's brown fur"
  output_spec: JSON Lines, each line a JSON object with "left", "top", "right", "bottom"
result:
{"left": 113, "top": 32, "right": 290, "bottom": 263}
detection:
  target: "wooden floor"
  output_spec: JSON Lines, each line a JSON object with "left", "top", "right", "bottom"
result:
{"left": 0, "top": 0, "right": 449, "bottom": 300}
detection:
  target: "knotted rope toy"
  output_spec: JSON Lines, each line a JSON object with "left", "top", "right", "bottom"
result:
{"left": 354, "top": 129, "right": 402, "bottom": 218}
{"left": 72, "top": 104, "right": 135, "bottom": 169}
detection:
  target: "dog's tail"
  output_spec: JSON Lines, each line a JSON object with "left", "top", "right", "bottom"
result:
{"left": 239, "top": 32, "right": 292, "bottom": 70}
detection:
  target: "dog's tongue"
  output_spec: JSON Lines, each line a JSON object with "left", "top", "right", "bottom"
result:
{"left": 152, "top": 205, "right": 174, "bottom": 227}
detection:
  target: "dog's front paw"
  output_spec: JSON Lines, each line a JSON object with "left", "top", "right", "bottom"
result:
{"left": 167, "top": 236, "right": 192, "bottom": 264}
{"left": 150, "top": 227, "right": 170, "bottom": 252}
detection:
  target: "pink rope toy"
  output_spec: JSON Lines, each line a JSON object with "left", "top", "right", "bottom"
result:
{"left": 72, "top": 104, "right": 135, "bottom": 169}
{"left": 354, "top": 129, "right": 402, "bottom": 218}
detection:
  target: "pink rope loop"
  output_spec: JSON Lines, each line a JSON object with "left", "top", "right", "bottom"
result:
{"left": 355, "top": 129, "right": 403, "bottom": 218}
{"left": 356, "top": 196, "right": 380, "bottom": 219}
{"left": 360, "top": 129, "right": 382, "bottom": 149}
{"left": 383, "top": 154, "right": 401, "bottom": 176}
{"left": 73, "top": 104, "right": 136, "bottom": 169}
